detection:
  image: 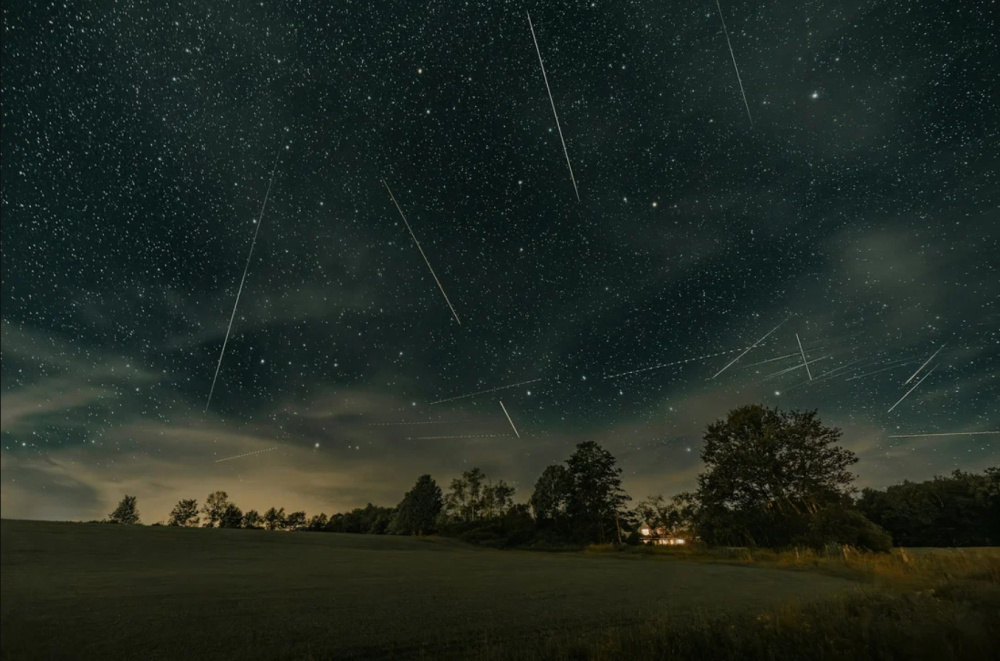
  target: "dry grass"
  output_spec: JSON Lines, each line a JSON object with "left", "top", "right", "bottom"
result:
{"left": 584, "top": 542, "right": 1000, "bottom": 589}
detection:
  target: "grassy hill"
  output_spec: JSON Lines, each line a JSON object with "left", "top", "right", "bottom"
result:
{"left": 2, "top": 519, "right": 997, "bottom": 660}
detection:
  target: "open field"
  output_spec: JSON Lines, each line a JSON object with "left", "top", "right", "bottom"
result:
{"left": 0, "top": 520, "right": 869, "bottom": 660}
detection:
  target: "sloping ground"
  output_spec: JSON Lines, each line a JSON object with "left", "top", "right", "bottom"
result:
{"left": 0, "top": 520, "right": 859, "bottom": 660}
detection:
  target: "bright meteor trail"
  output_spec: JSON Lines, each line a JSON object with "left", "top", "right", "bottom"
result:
{"left": 527, "top": 11, "right": 580, "bottom": 202}
{"left": 888, "top": 365, "right": 937, "bottom": 413}
{"left": 710, "top": 317, "right": 789, "bottom": 379}
{"left": 714, "top": 0, "right": 753, "bottom": 128}
{"left": 904, "top": 344, "right": 946, "bottom": 385}
{"left": 383, "top": 180, "right": 461, "bottom": 326}
{"left": 206, "top": 145, "right": 283, "bottom": 413}
{"left": 500, "top": 400, "right": 521, "bottom": 438}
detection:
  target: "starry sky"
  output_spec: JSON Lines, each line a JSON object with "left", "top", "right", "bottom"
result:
{"left": 2, "top": 1, "right": 997, "bottom": 523}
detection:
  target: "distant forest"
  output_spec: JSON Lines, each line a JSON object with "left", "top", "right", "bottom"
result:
{"left": 104, "top": 405, "right": 999, "bottom": 550}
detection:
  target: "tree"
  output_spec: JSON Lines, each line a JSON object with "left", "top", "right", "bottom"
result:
{"left": 308, "top": 513, "right": 329, "bottom": 531}
{"left": 263, "top": 507, "right": 286, "bottom": 531}
{"left": 167, "top": 499, "right": 199, "bottom": 527}
{"left": 443, "top": 468, "right": 487, "bottom": 523}
{"left": 201, "top": 491, "right": 232, "bottom": 528}
{"left": 392, "top": 474, "right": 443, "bottom": 535}
{"left": 442, "top": 468, "right": 517, "bottom": 526}
{"left": 108, "top": 495, "right": 141, "bottom": 525}
{"left": 285, "top": 511, "right": 307, "bottom": 530}
{"left": 695, "top": 405, "right": 857, "bottom": 547}
{"left": 565, "top": 441, "right": 631, "bottom": 543}
{"left": 858, "top": 468, "right": 999, "bottom": 546}
{"left": 242, "top": 509, "right": 263, "bottom": 529}
{"left": 483, "top": 480, "right": 516, "bottom": 520}
{"left": 219, "top": 503, "right": 243, "bottom": 528}
{"left": 530, "top": 464, "right": 571, "bottom": 525}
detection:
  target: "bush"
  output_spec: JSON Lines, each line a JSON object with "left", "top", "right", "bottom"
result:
{"left": 800, "top": 508, "right": 893, "bottom": 553}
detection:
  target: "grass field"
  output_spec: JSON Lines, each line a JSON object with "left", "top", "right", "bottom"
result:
{"left": 1, "top": 520, "right": 997, "bottom": 660}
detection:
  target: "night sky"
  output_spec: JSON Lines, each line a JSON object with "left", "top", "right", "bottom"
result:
{"left": 2, "top": 1, "right": 997, "bottom": 522}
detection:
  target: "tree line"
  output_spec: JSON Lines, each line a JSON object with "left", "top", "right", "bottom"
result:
{"left": 104, "top": 404, "right": 999, "bottom": 550}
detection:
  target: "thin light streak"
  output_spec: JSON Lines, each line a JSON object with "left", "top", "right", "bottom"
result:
{"left": 796, "top": 333, "right": 813, "bottom": 380}
{"left": 887, "top": 365, "right": 937, "bottom": 413}
{"left": 845, "top": 358, "right": 917, "bottom": 381}
{"left": 407, "top": 434, "right": 512, "bottom": 440}
{"left": 527, "top": 11, "right": 580, "bottom": 201}
{"left": 710, "top": 317, "right": 789, "bottom": 379}
{"left": 605, "top": 347, "right": 743, "bottom": 381}
{"left": 382, "top": 180, "right": 461, "bottom": 325}
{"left": 214, "top": 446, "right": 279, "bottom": 463}
{"left": 367, "top": 421, "right": 451, "bottom": 426}
{"left": 904, "top": 344, "right": 946, "bottom": 385}
{"left": 888, "top": 431, "right": 1000, "bottom": 438}
{"left": 500, "top": 400, "right": 521, "bottom": 438}
{"left": 206, "top": 146, "right": 283, "bottom": 412}
{"left": 430, "top": 378, "right": 542, "bottom": 405}
{"left": 714, "top": 0, "right": 753, "bottom": 128}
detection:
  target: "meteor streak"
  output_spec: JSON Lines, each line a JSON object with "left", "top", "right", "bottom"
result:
{"left": 761, "top": 356, "right": 828, "bottom": 381}
{"left": 214, "top": 446, "right": 279, "bottom": 463}
{"left": 527, "top": 11, "right": 580, "bottom": 202}
{"left": 407, "top": 434, "right": 512, "bottom": 440}
{"left": 887, "top": 365, "right": 937, "bottom": 413}
{"left": 206, "top": 145, "right": 283, "bottom": 412}
{"left": 368, "top": 421, "right": 450, "bottom": 426}
{"left": 605, "top": 347, "right": 744, "bottom": 380}
{"left": 845, "top": 358, "right": 917, "bottom": 381}
{"left": 714, "top": 0, "right": 753, "bottom": 128}
{"left": 383, "top": 180, "right": 461, "bottom": 325}
{"left": 500, "top": 400, "right": 521, "bottom": 438}
{"left": 796, "top": 333, "right": 813, "bottom": 380}
{"left": 904, "top": 344, "right": 946, "bottom": 385}
{"left": 888, "top": 431, "right": 1000, "bottom": 438}
{"left": 430, "top": 378, "right": 543, "bottom": 405}
{"left": 710, "top": 317, "right": 789, "bottom": 379}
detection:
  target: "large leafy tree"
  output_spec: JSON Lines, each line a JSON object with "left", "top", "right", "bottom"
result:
{"left": 201, "top": 491, "right": 232, "bottom": 528}
{"left": 108, "top": 495, "right": 141, "bottom": 525}
{"left": 529, "top": 464, "right": 572, "bottom": 526}
{"left": 392, "top": 474, "right": 443, "bottom": 536}
{"left": 695, "top": 405, "right": 857, "bottom": 547}
{"left": 167, "top": 499, "right": 200, "bottom": 527}
{"left": 564, "top": 441, "right": 631, "bottom": 543}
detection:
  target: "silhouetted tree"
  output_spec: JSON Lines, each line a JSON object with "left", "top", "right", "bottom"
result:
{"left": 858, "top": 468, "right": 999, "bottom": 546}
{"left": 308, "top": 513, "right": 329, "bottom": 530}
{"left": 442, "top": 468, "right": 517, "bottom": 526}
{"left": 285, "top": 511, "right": 307, "bottom": 530}
{"left": 695, "top": 405, "right": 857, "bottom": 547}
{"left": 263, "top": 507, "right": 286, "bottom": 531}
{"left": 392, "top": 474, "right": 443, "bottom": 535}
{"left": 564, "top": 441, "right": 631, "bottom": 543}
{"left": 219, "top": 503, "right": 243, "bottom": 528}
{"left": 530, "top": 464, "right": 571, "bottom": 527}
{"left": 201, "top": 491, "right": 232, "bottom": 528}
{"left": 443, "top": 468, "right": 488, "bottom": 523}
{"left": 167, "top": 499, "right": 199, "bottom": 527}
{"left": 242, "top": 509, "right": 263, "bottom": 529}
{"left": 108, "top": 495, "right": 141, "bottom": 525}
